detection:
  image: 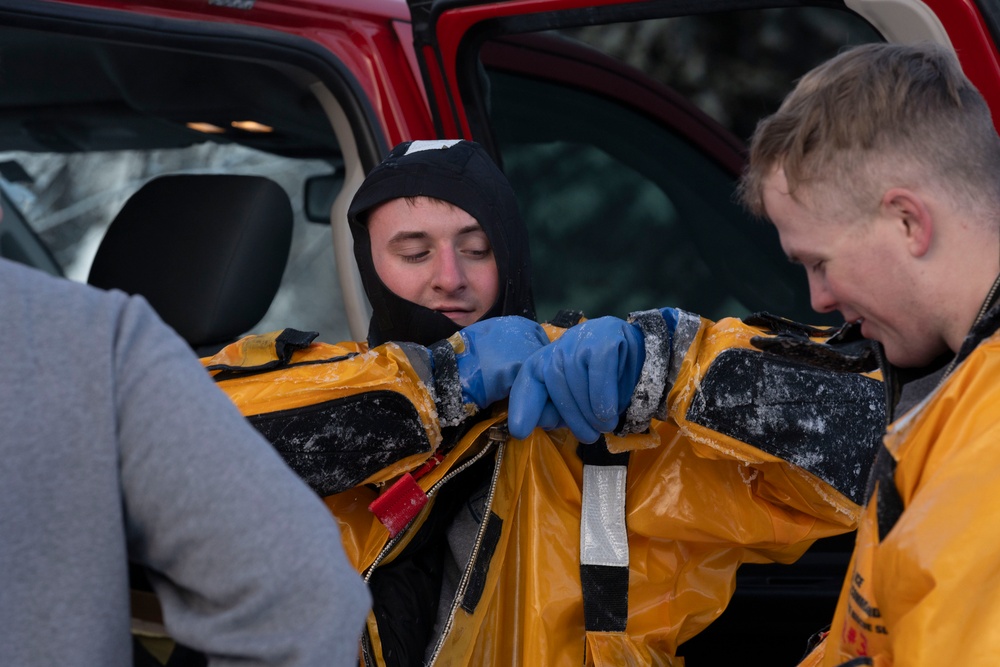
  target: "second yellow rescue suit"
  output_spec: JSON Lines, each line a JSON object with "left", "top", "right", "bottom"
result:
{"left": 799, "top": 298, "right": 1000, "bottom": 667}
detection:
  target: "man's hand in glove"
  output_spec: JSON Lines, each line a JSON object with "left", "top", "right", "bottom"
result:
{"left": 507, "top": 316, "right": 646, "bottom": 443}
{"left": 453, "top": 316, "right": 551, "bottom": 409}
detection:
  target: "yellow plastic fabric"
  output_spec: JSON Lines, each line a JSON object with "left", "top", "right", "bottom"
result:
{"left": 808, "top": 332, "right": 1000, "bottom": 666}
{"left": 209, "top": 319, "right": 866, "bottom": 666}
{"left": 204, "top": 336, "right": 444, "bottom": 485}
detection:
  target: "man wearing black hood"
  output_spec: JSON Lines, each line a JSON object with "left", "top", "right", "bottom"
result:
{"left": 348, "top": 138, "right": 535, "bottom": 347}
{"left": 346, "top": 139, "right": 541, "bottom": 664}
{"left": 205, "top": 139, "right": 549, "bottom": 666}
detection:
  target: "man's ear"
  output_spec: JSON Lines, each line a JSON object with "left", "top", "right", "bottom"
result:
{"left": 881, "top": 187, "right": 933, "bottom": 257}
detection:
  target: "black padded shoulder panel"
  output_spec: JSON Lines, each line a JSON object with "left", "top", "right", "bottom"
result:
{"left": 686, "top": 348, "right": 884, "bottom": 505}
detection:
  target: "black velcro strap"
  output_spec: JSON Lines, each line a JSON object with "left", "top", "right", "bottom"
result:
{"left": 748, "top": 316, "right": 878, "bottom": 374}
{"left": 460, "top": 511, "right": 503, "bottom": 613}
{"left": 685, "top": 348, "right": 884, "bottom": 505}
{"left": 548, "top": 309, "right": 585, "bottom": 328}
{"left": 868, "top": 445, "right": 903, "bottom": 541}
{"left": 273, "top": 328, "right": 320, "bottom": 360}
{"left": 577, "top": 436, "right": 630, "bottom": 466}
{"left": 743, "top": 312, "right": 839, "bottom": 338}
{"left": 210, "top": 352, "right": 357, "bottom": 382}
{"left": 750, "top": 334, "right": 878, "bottom": 374}
{"left": 580, "top": 564, "right": 629, "bottom": 632}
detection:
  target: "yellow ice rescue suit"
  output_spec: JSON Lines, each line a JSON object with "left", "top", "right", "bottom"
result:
{"left": 799, "top": 299, "right": 1000, "bottom": 666}
{"left": 205, "top": 310, "right": 884, "bottom": 667}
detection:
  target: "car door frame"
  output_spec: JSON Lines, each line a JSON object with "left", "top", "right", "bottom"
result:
{"left": 408, "top": 0, "right": 1000, "bottom": 147}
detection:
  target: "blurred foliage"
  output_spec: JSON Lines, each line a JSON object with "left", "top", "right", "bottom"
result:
{"left": 486, "top": 7, "right": 879, "bottom": 324}
{"left": 563, "top": 9, "right": 880, "bottom": 142}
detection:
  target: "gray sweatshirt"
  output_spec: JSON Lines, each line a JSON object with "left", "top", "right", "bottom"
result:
{"left": 0, "top": 258, "right": 370, "bottom": 666}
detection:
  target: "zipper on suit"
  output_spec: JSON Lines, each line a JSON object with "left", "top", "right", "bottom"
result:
{"left": 361, "top": 423, "right": 506, "bottom": 667}
{"left": 425, "top": 423, "right": 508, "bottom": 666}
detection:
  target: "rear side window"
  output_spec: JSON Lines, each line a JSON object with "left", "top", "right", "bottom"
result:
{"left": 489, "top": 70, "right": 797, "bottom": 322}
{"left": 0, "top": 144, "right": 348, "bottom": 342}
{"left": 479, "top": 8, "right": 881, "bottom": 324}
{"left": 0, "top": 16, "right": 360, "bottom": 345}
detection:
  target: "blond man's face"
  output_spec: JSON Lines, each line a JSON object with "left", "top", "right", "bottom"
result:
{"left": 763, "top": 167, "right": 947, "bottom": 367}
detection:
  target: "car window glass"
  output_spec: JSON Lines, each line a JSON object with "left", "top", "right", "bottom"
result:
{"left": 0, "top": 17, "right": 359, "bottom": 346}
{"left": 561, "top": 10, "right": 881, "bottom": 141}
{"left": 0, "top": 144, "right": 352, "bottom": 344}
{"left": 480, "top": 7, "right": 880, "bottom": 325}
{"left": 488, "top": 70, "right": 803, "bottom": 322}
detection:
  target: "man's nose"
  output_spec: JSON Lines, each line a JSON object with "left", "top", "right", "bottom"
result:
{"left": 808, "top": 277, "right": 837, "bottom": 314}
{"left": 433, "top": 249, "right": 465, "bottom": 292}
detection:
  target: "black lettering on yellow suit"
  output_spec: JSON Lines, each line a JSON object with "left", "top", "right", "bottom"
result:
{"left": 849, "top": 585, "right": 881, "bottom": 618}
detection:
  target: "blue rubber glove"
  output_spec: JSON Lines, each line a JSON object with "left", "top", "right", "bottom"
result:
{"left": 454, "top": 316, "right": 550, "bottom": 409}
{"left": 508, "top": 316, "right": 645, "bottom": 443}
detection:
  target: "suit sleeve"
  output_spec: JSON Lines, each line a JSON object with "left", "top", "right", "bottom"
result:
{"left": 624, "top": 310, "right": 885, "bottom": 552}
{"left": 203, "top": 330, "right": 465, "bottom": 497}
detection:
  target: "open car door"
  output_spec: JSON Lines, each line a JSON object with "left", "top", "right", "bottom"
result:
{"left": 405, "top": 0, "right": 1000, "bottom": 663}
{"left": 407, "top": 0, "right": 1000, "bottom": 323}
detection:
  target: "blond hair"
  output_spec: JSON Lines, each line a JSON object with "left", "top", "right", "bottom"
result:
{"left": 738, "top": 42, "right": 1000, "bottom": 222}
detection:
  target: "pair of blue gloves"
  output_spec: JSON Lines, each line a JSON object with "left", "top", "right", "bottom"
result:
{"left": 453, "top": 313, "right": 665, "bottom": 442}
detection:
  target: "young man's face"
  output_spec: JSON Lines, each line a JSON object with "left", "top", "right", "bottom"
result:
{"left": 367, "top": 196, "right": 500, "bottom": 327}
{"left": 762, "top": 167, "right": 948, "bottom": 368}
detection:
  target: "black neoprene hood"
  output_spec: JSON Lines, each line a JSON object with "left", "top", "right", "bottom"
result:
{"left": 348, "top": 140, "right": 535, "bottom": 346}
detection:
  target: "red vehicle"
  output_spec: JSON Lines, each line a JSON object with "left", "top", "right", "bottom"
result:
{"left": 1, "top": 0, "right": 997, "bottom": 663}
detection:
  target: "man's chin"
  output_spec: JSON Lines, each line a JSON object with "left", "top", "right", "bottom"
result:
{"left": 440, "top": 311, "right": 477, "bottom": 327}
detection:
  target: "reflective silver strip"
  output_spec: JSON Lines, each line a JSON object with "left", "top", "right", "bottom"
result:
{"left": 404, "top": 139, "right": 461, "bottom": 154}
{"left": 580, "top": 464, "right": 629, "bottom": 567}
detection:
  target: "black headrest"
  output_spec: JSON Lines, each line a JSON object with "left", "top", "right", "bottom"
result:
{"left": 88, "top": 174, "right": 293, "bottom": 350}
